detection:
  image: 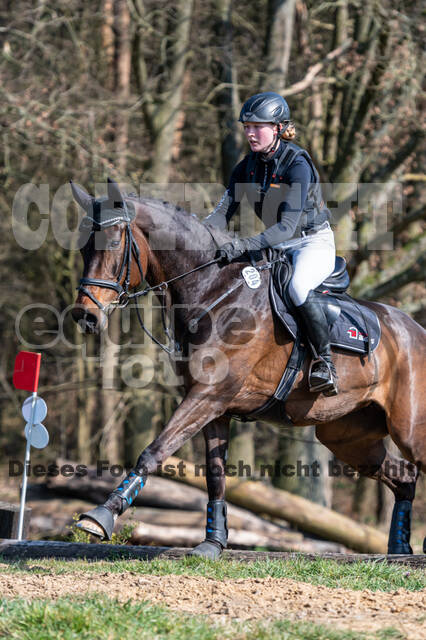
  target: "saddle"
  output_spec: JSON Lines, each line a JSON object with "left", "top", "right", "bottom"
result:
{"left": 269, "top": 251, "right": 381, "bottom": 356}
{"left": 232, "top": 252, "right": 382, "bottom": 422}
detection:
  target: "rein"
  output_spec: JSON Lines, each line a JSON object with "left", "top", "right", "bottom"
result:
{"left": 78, "top": 207, "right": 222, "bottom": 355}
{"left": 78, "top": 204, "right": 283, "bottom": 356}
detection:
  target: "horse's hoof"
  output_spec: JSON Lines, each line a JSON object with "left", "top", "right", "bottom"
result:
{"left": 76, "top": 506, "right": 116, "bottom": 540}
{"left": 187, "top": 540, "right": 223, "bottom": 560}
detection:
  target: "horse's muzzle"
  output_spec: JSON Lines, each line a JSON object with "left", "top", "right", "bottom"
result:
{"left": 71, "top": 305, "right": 107, "bottom": 334}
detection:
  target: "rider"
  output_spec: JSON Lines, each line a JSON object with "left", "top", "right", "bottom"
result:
{"left": 204, "top": 91, "right": 338, "bottom": 395}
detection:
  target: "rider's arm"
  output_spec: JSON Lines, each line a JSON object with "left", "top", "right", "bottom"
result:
{"left": 203, "top": 159, "right": 246, "bottom": 229}
{"left": 246, "top": 157, "right": 311, "bottom": 250}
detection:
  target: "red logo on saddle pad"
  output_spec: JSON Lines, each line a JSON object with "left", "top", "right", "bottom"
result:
{"left": 347, "top": 327, "right": 367, "bottom": 341}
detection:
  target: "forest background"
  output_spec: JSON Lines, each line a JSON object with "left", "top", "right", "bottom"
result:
{"left": 0, "top": 0, "right": 424, "bottom": 533}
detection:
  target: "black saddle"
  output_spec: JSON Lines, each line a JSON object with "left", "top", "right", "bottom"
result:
{"left": 319, "top": 256, "right": 350, "bottom": 293}
{"left": 269, "top": 253, "right": 381, "bottom": 355}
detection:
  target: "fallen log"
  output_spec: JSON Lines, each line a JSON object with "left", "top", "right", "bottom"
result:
{"left": 26, "top": 495, "right": 347, "bottom": 553}
{"left": 29, "top": 496, "right": 293, "bottom": 538}
{"left": 162, "top": 457, "right": 388, "bottom": 554}
{"left": 0, "top": 540, "right": 423, "bottom": 568}
{"left": 45, "top": 460, "right": 300, "bottom": 537}
{"left": 130, "top": 522, "right": 346, "bottom": 553}
{"left": 46, "top": 468, "right": 208, "bottom": 511}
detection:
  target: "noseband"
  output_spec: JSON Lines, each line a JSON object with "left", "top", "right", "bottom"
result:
{"left": 78, "top": 199, "right": 144, "bottom": 313}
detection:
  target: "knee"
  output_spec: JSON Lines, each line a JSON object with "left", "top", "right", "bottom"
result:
{"left": 135, "top": 450, "right": 157, "bottom": 475}
{"left": 288, "top": 278, "right": 309, "bottom": 307}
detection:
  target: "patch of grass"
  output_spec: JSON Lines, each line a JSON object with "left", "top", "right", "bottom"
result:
{"left": 0, "top": 595, "right": 402, "bottom": 640}
{"left": 0, "top": 555, "right": 424, "bottom": 592}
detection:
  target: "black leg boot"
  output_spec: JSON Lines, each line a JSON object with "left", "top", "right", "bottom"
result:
{"left": 77, "top": 469, "right": 146, "bottom": 540}
{"left": 388, "top": 500, "right": 413, "bottom": 554}
{"left": 188, "top": 500, "right": 228, "bottom": 559}
{"left": 297, "top": 291, "right": 338, "bottom": 395}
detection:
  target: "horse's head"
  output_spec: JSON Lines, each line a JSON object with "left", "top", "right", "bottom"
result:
{"left": 71, "top": 178, "right": 148, "bottom": 334}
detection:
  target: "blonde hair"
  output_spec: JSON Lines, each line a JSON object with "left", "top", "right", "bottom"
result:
{"left": 281, "top": 121, "right": 296, "bottom": 140}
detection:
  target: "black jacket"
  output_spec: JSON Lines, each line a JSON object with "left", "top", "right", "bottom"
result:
{"left": 206, "top": 140, "right": 330, "bottom": 249}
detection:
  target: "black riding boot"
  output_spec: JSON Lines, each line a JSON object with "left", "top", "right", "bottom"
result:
{"left": 297, "top": 291, "right": 338, "bottom": 395}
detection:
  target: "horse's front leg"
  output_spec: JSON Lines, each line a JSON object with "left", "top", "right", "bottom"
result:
{"left": 188, "top": 416, "right": 230, "bottom": 559}
{"left": 77, "top": 386, "right": 230, "bottom": 540}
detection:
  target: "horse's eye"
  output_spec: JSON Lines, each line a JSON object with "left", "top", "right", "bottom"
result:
{"left": 110, "top": 240, "right": 121, "bottom": 248}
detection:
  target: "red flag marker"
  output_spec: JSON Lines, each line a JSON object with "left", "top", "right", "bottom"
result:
{"left": 13, "top": 352, "right": 41, "bottom": 393}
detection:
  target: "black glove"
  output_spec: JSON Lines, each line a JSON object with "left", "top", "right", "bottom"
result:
{"left": 215, "top": 238, "right": 252, "bottom": 264}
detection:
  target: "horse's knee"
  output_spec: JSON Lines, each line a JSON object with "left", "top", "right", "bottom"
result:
{"left": 135, "top": 450, "right": 158, "bottom": 475}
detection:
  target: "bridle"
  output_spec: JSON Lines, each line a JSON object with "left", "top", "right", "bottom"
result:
{"left": 78, "top": 199, "right": 220, "bottom": 355}
{"left": 78, "top": 200, "right": 144, "bottom": 313}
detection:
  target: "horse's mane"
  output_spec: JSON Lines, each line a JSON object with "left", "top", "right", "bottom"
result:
{"left": 127, "top": 194, "right": 234, "bottom": 249}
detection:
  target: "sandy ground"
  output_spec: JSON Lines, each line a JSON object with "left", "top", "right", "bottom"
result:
{"left": 0, "top": 566, "right": 424, "bottom": 639}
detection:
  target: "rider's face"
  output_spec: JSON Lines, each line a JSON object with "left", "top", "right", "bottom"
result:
{"left": 243, "top": 122, "right": 278, "bottom": 153}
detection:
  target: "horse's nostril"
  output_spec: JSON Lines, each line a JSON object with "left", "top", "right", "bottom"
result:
{"left": 72, "top": 308, "right": 99, "bottom": 333}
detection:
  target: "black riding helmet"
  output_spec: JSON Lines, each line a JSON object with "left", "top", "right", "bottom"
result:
{"left": 238, "top": 92, "right": 290, "bottom": 124}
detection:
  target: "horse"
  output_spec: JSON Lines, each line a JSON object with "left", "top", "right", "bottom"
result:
{"left": 70, "top": 178, "right": 425, "bottom": 558}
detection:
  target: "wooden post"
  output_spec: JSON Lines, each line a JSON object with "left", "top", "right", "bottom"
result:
{"left": 0, "top": 502, "right": 31, "bottom": 540}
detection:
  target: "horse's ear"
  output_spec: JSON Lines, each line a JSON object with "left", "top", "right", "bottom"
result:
{"left": 107, "top": 177, "right": 124, "bottom": 207}
{"left": 70, "top": 181, "right": 93, "bottom": 212}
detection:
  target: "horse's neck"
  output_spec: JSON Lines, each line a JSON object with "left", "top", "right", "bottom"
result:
{"left": 135, "top": 199, "right": 229, "bottom": 289}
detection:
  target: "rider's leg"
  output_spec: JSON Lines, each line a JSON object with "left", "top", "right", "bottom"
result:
{"left": 287, "top": 226, "right": 337, "bottom": 393}
{"left": 296, "top": 291, "right": 338, "bottom": 393}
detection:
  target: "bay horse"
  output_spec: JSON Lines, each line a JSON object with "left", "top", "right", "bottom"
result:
{"left": 70, "top": 179, "right": 425, "bottom": 557}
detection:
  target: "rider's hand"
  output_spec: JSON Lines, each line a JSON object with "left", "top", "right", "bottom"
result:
{"left": 215, "top": 238, "right": 251, "bottom": 264}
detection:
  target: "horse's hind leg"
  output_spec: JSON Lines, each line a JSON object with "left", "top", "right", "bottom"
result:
{"left": 316, "top": 405, "right": 419, "bottom": 555}
{"left": 188, "top": 416, "right": 230, "bottom": 559}
{"left": 76, "top": 385, "right": 230, "bottom": 540}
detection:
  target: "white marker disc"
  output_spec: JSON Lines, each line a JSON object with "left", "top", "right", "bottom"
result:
{"left": 22, "top": 396, "right": 47, "bottom": 423}
{"left": 24, "top": 422, "right": 49, "bottom": 449}
{"left": 242, "top": 266, "right": 261, "bottom": 289}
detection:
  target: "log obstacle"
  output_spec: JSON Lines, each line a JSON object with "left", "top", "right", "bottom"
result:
{"left": 0, "top": 502, "right": 31, "bottom": 539}
{"left": 0, "top": 540, "right": 424, "bottom": 568}
{"left": 46, "top": 458, "right": 387, "bottom": 553}
{"left": 163, "top": 457, "right": 388, "bottom": 555}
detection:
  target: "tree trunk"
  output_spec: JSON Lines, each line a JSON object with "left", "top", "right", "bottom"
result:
{"left": 115, "top": 0, "right": 132, "bottom": 177}
{"left": 149, "top": 0, "right": 194, "bottom": 183}
{"left": 273, "top": 427, "right": 332, "bottom": 507}
{"left": 101, "top": 0, "right": 115, "bottom": 91}
{"left": 227, "top": 420, "right": 255, "bottom": 479}
{"left": 99, "top": 313, "right": 123, "bottom": 464}
{"left": 211, "top": 0, "right": 242, "bottom": 184}
{"left": 265, "top": 0, "right": 297, "bottom": 93}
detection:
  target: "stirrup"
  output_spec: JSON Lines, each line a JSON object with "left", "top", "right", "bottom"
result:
{"left": 308, "top": 358, "right": 338, "bottom": 395}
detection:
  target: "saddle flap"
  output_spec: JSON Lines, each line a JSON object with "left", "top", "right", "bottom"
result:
{"left": 269, "top": 259, "right": 381, "bottom": 355}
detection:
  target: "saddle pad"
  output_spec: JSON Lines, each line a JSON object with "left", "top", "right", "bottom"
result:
{"left": 269, "top": 263, "right": 381, "bottom": 355}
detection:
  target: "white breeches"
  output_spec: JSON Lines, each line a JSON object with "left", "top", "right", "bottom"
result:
{"left": 287, "top": 223, "right": 336, "bottom": 306}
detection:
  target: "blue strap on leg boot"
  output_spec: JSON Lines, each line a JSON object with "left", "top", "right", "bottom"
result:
{"left": 77, "top": 470, "right": 145, "bottom": 540}
{"left": 388, "top": 500, "right": 413, "bottom": 554}
{"left": 188, "top": 500, "right": 228, "bottom": 559}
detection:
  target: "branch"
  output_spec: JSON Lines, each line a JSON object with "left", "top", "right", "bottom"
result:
{"left": 282, "top": 39, "right": 353, "bottom": 96}
{"left": 362, "top": 252, "right": 426, "bottom": 300}
{"left": 400, "top": 173, "right": 426, "bottom": 182}
{"left": 369, "top": 131, "right": 425, "bottom": 183}
{"left": 348, "top": 205, "right": 426, "bottom": 275}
